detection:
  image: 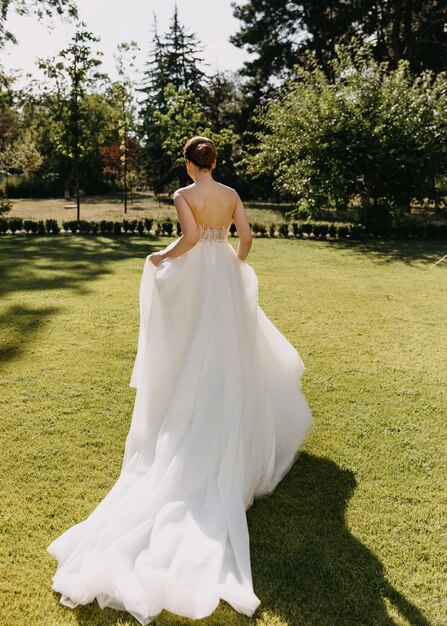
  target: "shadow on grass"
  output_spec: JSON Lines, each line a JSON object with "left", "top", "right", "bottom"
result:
{"left": 327, "top": 237, "right": 446, "bottom": 267}
{"left": 248, "top": 453, "right": 432, "bottom": 626}
{"left": 52, "top": 453, "right": 432, "bottom": 626}
{"left": 0, "top": 236, "right": 161, "bottom": 369}
{"left": 0, "top": 304, "right": 59, "bottom": 368}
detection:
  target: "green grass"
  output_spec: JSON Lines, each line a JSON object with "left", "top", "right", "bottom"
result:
{"left": 4, "top": 194, "right": 287, "bottom": 225}
{"left": 0, "top": 235, "right": 445, "bottom": 626}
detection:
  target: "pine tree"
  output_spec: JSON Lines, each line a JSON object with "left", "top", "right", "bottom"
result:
{"left": 138, "top": 6, "right": 207, "bottom": 194}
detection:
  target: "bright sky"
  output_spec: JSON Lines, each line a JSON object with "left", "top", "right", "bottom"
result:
{"left": 3, "top": 0, "right": 249, "bottom": 89}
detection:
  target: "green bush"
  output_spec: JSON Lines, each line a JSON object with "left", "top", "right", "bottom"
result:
{"left": 252, "top": 222, "right": 268, "bottom": 237}
{"left": 100, "top": 220, "right": 113, "bottom": 234}
{"left": 1, "top": 216, "right": 445, "bottom": 240}
{"left": 278, "top": 223, "right": 289, "bottom": 237}
{"left": 8, "top": 218, "right": 23, "bottom": 233}
{"left": 23, "top": 220, "right": 39, "bottom": 234}
{"left": 292, "top": 222, "right": 302, "bottom": 237}
{"left": 45, "top": 219, "right": 60, "bottom": 234}
{"left": 337, "top": 224, "right": 350, "bottom": 238}
{"left": 249, "top": 42, "right": 447, "bottom": 219}
{"left": 162, "top": 219, "right": 174, "bottom": 237}
{"left": 144, "top": 218, "right": 154, "bottom": 233}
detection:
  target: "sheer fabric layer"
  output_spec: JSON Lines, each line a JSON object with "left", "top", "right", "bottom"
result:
{"left": 47, "top": 236, "right": 314, "bottom": 625}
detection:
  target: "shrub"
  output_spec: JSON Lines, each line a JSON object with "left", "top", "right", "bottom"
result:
{"left": 100, "top": 220, "right": 113, "bottom": 234}
{"left": 230, "top": 223, "right": 237, "bottom": 236}
{"left": 269, "top": 223, "right": 276, "bottom": 237}
{"left": 278, "top": 223, "right": 289, "bottom": 237}
{"left": 350, "top": 224, "right": 366, "bottom": 239}
{"left": 136, "top": 220, "right": 144, "bottom": 234}
{"left": 301, "top": 222, "right": 313, "bottom": 236}
{"left": 45, "top": 219, "right": 60, "bottom": 234}
{"left": 144, "top": 218, "right": 154, "bottom": 234}
{"left": 23, "top": 220, "right": 39, "bottom": 234}
{"left": 292, "top": 222, "right": 302, "bottom": 237}
{"left": 313, "top": 222, "right": 329, "bottom": 239}
{"left": 37, "top": 220, "right": 46, "bottom": 234}
{"left": 113, "top": 221, "right": 122, "bottom": 235}
{"left": 0, "top": 217, "right": 8, "bottom": 233}
{"left": 63, "top": 220, "right": 76, "bottom": 233}
{"left": 176, "top": 221, "right": 182, "bottom": 236}
{"left": 8, "top": 218, "right": 23, "bottom": 233}
{"left": 162, "top": 219, "right": 174, "bottom": 236}
{"left": 337, "top": 224, "right": 350, "bottom": 238}
{"left": 252, "top": 222, "right": 268, "bottom": 237}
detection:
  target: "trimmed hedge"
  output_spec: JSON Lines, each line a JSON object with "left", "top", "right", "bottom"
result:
{"left": 0, "top": 217, "right": 446, "bottom": 240}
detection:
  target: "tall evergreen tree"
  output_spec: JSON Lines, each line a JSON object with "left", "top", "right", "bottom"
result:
{"left": 138, "top": 6, "right": 207, "bottom": 194}
{"left": 163, "top": 5, "right": 206, "bottom": 95}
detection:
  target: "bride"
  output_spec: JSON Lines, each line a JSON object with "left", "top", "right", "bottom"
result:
{"left": 47, "top": 136, "right": 314, "bottom": 624}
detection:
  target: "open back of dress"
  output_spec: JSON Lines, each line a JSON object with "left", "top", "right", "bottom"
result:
{"left": 47, "top": 226, "right": 314, "bottom": 625}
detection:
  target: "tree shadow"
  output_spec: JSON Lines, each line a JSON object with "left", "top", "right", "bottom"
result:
{"left": 248, "top": 452, "right": 433, "bottom": 626}
{"left": 327, "top": 238, "right": 447, "bottom": 267}
{"left": 0, "top": 236, "right": 161, "bottom": 369}
{"left": 51, "top": 453, "right": 433, "bottom": 626}
{"left": 0, "top": 304, "right": 59, "bottom": 369}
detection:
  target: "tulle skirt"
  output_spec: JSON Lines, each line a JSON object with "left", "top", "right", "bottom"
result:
{"left": 47, "top": 239, "right": 314, "bottom": 624}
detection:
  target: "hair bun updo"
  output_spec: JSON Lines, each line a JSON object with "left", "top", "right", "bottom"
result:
{"left": 184, "top": 136, "right": 217, "bottom": 170}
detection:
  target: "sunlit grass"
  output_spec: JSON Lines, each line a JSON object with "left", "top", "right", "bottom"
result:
{"left": 0, "top": 235, "right": 445, "bottom": 625}
{"left": 5, "top": 194, "right": 288, "bottom": 225}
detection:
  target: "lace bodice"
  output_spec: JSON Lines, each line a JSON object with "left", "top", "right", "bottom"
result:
{"left": 197, "top": 223, "right": 229, "bottom": 242}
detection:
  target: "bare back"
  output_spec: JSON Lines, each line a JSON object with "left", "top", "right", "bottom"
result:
{"left": 177, "top": 180, "right": 237, "bottom": 228}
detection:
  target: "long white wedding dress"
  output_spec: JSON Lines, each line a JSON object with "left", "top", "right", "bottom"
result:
{"left": 47, "top": 224, "right": 314, "bottom": 624}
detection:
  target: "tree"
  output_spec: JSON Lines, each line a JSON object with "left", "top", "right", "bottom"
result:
{"left": 361, "top": 0, "right": 447, "bottom": 73}
{"left": 38, "top": 23, "right": 106, "bottom": 218}
{"left": 138, "top": 7, "right": 207, "bottom": 194}
{"left": 114, "top": 41, "right": 139, "bottom": 212}
{"left": 230, "top": 0, "right": 447, "bottom": 92}
{"left": 0, "top": 130, "right": 43, "bottom": 198}
{"left": 247, "top": 44, "right": 447, "bottom": 225}
{"left": 0, "top": 0, "right": 77, "bottom": 46}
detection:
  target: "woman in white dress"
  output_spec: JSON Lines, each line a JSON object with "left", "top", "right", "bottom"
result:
{"left": 47, "top": 136, "right": 314, "bottom": 625}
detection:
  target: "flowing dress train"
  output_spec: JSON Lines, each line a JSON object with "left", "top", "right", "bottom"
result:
{"left": 47, "top": 224, "right": 314, "bottom": 624}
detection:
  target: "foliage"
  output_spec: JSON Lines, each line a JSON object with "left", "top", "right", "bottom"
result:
{"left": 138, "top": 8, "right": 206, "bottom": 194}
{"left": 247, "top": 44, "right": 447, "bottom": 223}
{"left": 36, "top": 23, "right": 107, "bottom": 209}
{"left": 0, "top": 0, "right": 77, "bottom": 46}
{"left": 231, "top": 0, "right": 447, "bottom": 93}
{"left": 2, "top": 215, "right": 447, "bottom": 240}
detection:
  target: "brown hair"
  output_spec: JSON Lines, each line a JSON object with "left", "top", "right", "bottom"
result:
{"left": 183, "top": 136, "right": 217, "bottom": 170}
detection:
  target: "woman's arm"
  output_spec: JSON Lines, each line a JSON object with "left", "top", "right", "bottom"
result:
{"left": 232, "top": 192, "right": 252, "bottom": 261}
{"left": 148, "top": 190, "right": 200, "bottom": 266}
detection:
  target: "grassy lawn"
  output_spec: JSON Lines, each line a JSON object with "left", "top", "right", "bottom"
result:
{"left": 0, "top": 235, "right": 445, "bottom": 626}
{"left": 4, "top": 195, "right": 288, "bottom": 225}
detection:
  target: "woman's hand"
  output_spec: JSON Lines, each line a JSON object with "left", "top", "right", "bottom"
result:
{"left": 148, "top": 251, "right": 165, "bottom": 267}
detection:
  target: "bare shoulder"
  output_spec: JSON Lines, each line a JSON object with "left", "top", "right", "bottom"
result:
{"left": 215, "top": 181, "right": 239, "bottom": 202}
{"left": 173, "top": 184, "right": 194, "bottom": 200}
